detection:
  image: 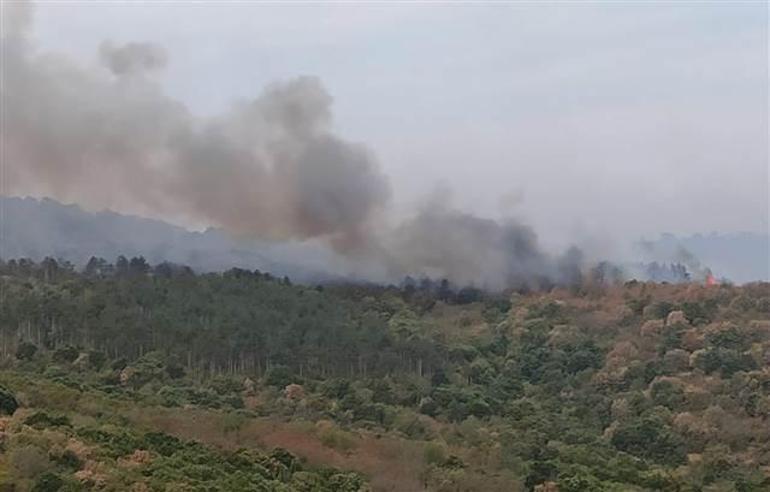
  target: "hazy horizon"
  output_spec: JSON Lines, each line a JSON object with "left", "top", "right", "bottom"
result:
{"left": 23, "top": 1, "right": 768, "bottom": 247}
{"left": 1, "top": 0, "right": 768, "bottom": 287}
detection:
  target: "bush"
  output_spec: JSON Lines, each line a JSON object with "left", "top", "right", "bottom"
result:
{"left": 87, "top": 350, "right": 107, "bottom": 370}
{"left": 32, "top": 472, "right": 64, "bottom": 492}
{"left": 50, "top": 449, "right": 83, "bottom": 471}
{"left": 327, "top": 472, "right": 366, "bottom": 492}
{"left": 0, "top": 385, "right": 19, "bottom": 415}
{"left": 681, "top": 301, "right": 717, "bottom": 325}
{"left": 423, "top": 442, "right": 447, "bottom": 465}
{"left": 123, "top": 353, "right": 165, "bottom": 388}
{"left": 320, "top": 378, "right": 351, "bottom": 399}
{"left": 165, "top": 362, "right": 185, "bottom": 379}
{"left": 650, "top": 301, "right": 675, "bottom": 319}
{"left": 264, "top": 365, "right": 293, "bottom": 388}
{"left": 143, "top": 431, "right": 184, "bottom": 456}
{"left": 52, "top": 346, "right": 79, "bottom": 364}
{"left": 24, "top": 412, "right": 71, "bottom": 429}
{"left": 10, "top": 445, "right": 51, "bottom": 479}
{"left": 16, "top": 341, "right": 38, "bottom": 360}
{"left": 319, "top": 426, "right": 356, "bottom": 452}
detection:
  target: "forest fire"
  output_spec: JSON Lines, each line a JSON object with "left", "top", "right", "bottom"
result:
{"left": 705, "top": 271, "right": 719, "bottom": 286}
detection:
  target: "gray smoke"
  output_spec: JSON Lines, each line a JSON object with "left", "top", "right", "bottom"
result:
{"left": 2, "top": 1, "right": 390, "bottom": 248}
{"left": 1, "top": 1, "right": 582, "bottom": 289}
{"left": 99, "top": 41, "right": 167, "bottom": 76}
{"left": 380, "top": 205, "right": 559, "bottom": 289}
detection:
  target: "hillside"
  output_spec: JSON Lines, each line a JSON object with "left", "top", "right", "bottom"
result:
{"left": 2, "top": 196, "right": 769, "bottom": 285}
{"left": 0, "top": 196, "right": 342, "bottom": 283}
{"left": 0, "top": 259, "right": 769, "bottom": 491}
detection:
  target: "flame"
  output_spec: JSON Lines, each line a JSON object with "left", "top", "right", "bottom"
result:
{"left": 705, "top": 273, "right": 718, "bottom": 286}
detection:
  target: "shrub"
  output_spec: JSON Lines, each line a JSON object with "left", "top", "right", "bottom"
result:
{"left": 209, "top": 376, "right": 242, "bottom": 395}
{"left": 32, "top": 472, "right": 64, "bottom": 492}
{"left": 265, "top": 365, "right": 293, "bottom": 388}
{"left": 52, "top": 346, "right": 79, "bottom": 364}
{"left": 418, "top": 396, "right": 438, "bottom": 417}
{"left": 269, "top": 448, "right": 299, "bottom": 472}
{"left": 50, "top": 448, "right": 83, "bottom": 471}
{"left": 24, "top": 412, "right": 71, "bottom": 429}
{"left": 16, "top": 341, "right": 38, "bottom": 360}
{"left": 143, "top": 431, "right": 184, "bottom": 457}
{"left": 0, "top": 385, "right": 19, "bottom": 415}
{"left": 423, "top": 442, "right": 447, "bottom": 465}
{"left": 706, "top": 326, "right": 750, "bottom": 351}
{"left": 87, "top": 350, "right": 107, "bottom": 370}
{"left": 318, "top": 426, "right": 356, "bottom": 452}
{"left": 327, "top": 472, "right": 366, "bottom": 492}
{"left": 650, "top": 301, "right": 675, "bottom": 319}
{"left": 681, "top": 300, "right": 717, "bottom": 325}
{"left": 558, "top": 469, "right": 605, "bottom": 492}
{"left": 10, "top": 445, "right": 51, "bottom": 479}
{"left": 165, "top": 362, "right": 185, "bottom": 379}
{"left": 565, "top": 340, "right": 603, "bottom": 373}
{"left": 123, "top": 353, "right": 165, "bottom": 388}
{"left": 320, "top": 378, "right": 351, "bottom": 399}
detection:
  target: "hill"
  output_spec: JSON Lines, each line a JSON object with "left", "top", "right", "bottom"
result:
{"left": 3, "top": 196, "right": 769, "bottom": 286}
{"left": 0, "top": 196, "right": 342, "bottom": 283}
{"left": 0, "top": 259, "right": 768, "bottom": 490}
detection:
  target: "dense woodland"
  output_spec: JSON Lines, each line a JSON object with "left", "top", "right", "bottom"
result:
{"left": 1, "top": 256, "right": 769, "bottom": 491}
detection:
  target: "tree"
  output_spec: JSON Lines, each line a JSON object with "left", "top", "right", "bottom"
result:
{"left": 129, "top": 256, "right": 150, "bottom": 275}
{"left": 611, "top": 415, "right": 686, "bottom": 464}
{"left": 85, "top": 256, "right": 109, "bottom": 277}
{"left": 650, "top": 380, "right": 685, "bottom": 410}
{"left": 115, "top": 255, "right": 129, "bottom": 275}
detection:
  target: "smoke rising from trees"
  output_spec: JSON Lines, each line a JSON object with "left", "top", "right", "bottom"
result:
{"left": 2, "top": 1, "right": 585, "bottom": 289}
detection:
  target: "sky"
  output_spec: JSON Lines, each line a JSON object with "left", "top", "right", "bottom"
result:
{"left": 16, "top": 1, "right": 770, "bottom": 251}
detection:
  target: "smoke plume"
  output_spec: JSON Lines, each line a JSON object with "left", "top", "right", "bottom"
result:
{"left": 1, "top": 1, "right": 583, "bottom": 289}
{"left": 98, "top": 41, "right": 167, "bottom": 76}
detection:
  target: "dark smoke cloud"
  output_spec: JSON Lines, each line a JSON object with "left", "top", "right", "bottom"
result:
{"left": 1, "top": 1, "right": 583, "bottom": 289}
{"left": 381, "top": 205, "right": 560, "bottom": 289}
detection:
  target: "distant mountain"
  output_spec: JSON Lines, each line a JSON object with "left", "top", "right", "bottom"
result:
{"left": 2, "top": 196, "right": 767, "bottom": 284}
{"left": 0, "top": 196, "right": 347, "bottom": 282}
{"left": 635, "top": 232, "right": 770, "bottom": 284}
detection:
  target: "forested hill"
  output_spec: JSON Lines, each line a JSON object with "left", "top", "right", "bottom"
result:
{"left": 3, "top": 196, "right": 769, "bottom": 285}
{"left": 0, "top": 196, "right": 341, "bottom": 282}
{"left": 0, "top": 258, "right": 769, "bottom": 490}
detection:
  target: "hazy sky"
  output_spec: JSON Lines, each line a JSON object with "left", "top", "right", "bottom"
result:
{"left": 24, "top": 1, "right": 770, "bottom": 250}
